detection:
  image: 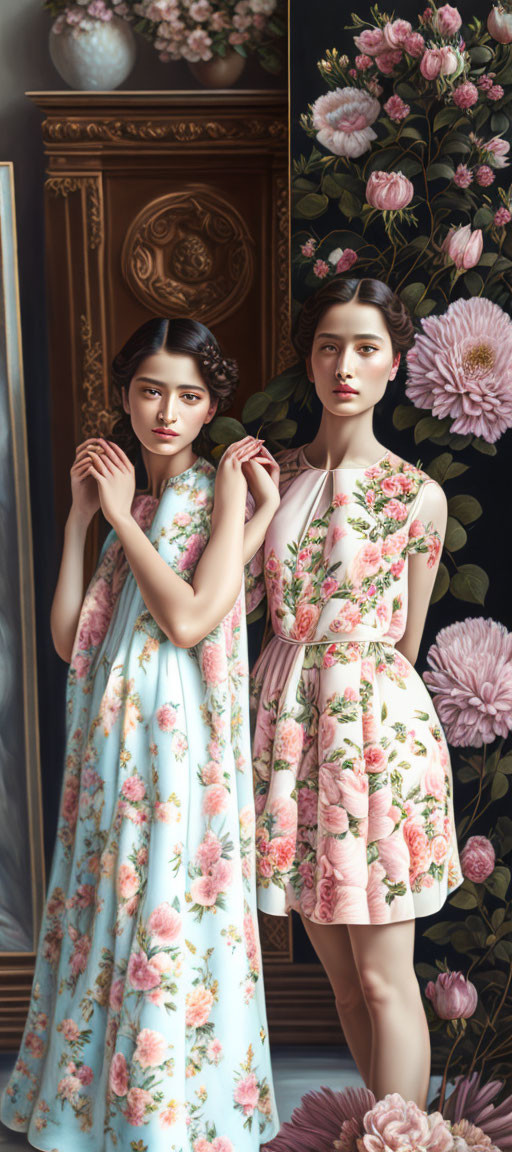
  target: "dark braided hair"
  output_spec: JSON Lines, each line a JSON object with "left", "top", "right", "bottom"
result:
{"left": 292, "top": 277, "right": 415, "bottom": 360}
{"left": 109, "top": 317, "right": 239, "bottom": 461}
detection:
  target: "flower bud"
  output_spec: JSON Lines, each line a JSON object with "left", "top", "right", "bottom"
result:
{"left": 425, "top": 971, "right": 478, "bottom": 1020}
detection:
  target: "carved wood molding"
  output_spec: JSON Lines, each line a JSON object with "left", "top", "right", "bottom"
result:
{"left": 45, "top": 175, "right": 103, "bottom": 250}
{"left": 275, "top": 173, "right": 295, "bottom": 374}
{"left": 122, "top": 187, "right": 254, "bottom": 324}
{"left": 42, "top": 117, "right": 287, "bottom": 147}
{"left": 80, "top": 315, "right": 114, "bottom": 440}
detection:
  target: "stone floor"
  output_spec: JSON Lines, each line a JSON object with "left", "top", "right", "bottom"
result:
{"left": 0, "top": 1047, "right": 441, "bottom": 1148}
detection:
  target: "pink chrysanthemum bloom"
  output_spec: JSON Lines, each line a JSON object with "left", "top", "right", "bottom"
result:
{"left": 453, "top": 164, "right": 473, "bottom": 187}
{"left": 488, "top": 84, "right": 504, "bottom": 100}
{"left": 384, "top": 94, "right": 410, "bottom": 121}
{"left": 453, "top": 81, "right": 479, "bottom": 108}
{"left": 424, "top": 618, "right": 512, "bottom": 747}
{"left": 405, "top": 297, "right": 512, "bottom": 442}
{"left": 494, "top": 206, "right": 512, "bottom": 225}
{"left": 476, "top": 164, "right": 495, "bottom": 185}
{"left": 311, "top": 87, "right": 381, "bottom": 158}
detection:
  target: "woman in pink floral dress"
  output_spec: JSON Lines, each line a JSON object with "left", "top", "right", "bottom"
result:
{"left": 247, "top": 278, "right": 462, "bottom": 1109}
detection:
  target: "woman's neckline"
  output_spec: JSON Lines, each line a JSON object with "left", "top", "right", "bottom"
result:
{"left": 135, "top": 456, "right": 204, "bottom": 500}
{"left": 300, "top": 445, "right": 391, "bottom": 473}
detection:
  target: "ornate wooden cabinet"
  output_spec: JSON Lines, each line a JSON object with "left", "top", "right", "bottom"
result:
{"left": 21, "top": 90, "right": 339, "bottom": 1046}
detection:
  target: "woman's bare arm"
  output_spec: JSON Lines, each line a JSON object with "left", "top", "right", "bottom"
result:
{"left": 50, "top": 440, "right": 102, "bottom": 661}
{"left": 395, "top": 482, "right": 448, "bottom": 668}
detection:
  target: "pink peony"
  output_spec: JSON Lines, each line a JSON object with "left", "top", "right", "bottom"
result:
{"left": 359, "top": 1092, "right": 453, "bottom": 1150}
{"left": 178, "top": 532, "right": 206, "bottom": 572}
{"left": 494, "top": 206, "right": 512, "bottom": 226}
{"left": 454, "top": 164, "right": 473, "bottom": 188}
{"left": 185, "top": 985, "right": 214, "bottom": 1027}
{"left": 190, "top": 874, "right": 220, "bottom": 906}
{"left": 383, "top": 95, "right": 410, "bottom": 121}
{"left": 425, "top": 618, "right": 512, "bottom": 745}
{"left": 201, "top": 642, "right": 227, "bottom": 686}
{"left": 156, "top": 704, "right": 177, "bottom": 731}
{"left": 116, "top": 864, "right": 139, "bottom": 899}
{"left": 383, "top": 18, "right": 411, "bottom": 47}
{"left": 404, "top": 31, "right": 426, "bottom": 56}
{"left": 420, "top": 47, "right": 442, "bottom": 79}
{"left": 355, "top": 53, "right": 373, "bottom": 70}
{"left": 353, "top": 27, "right": 386, "bottom": 55}
{"left": 292, "top": 601, "right": 321, "bottom": 640}
{"left": 134, "top": 1028, "right": 166, "bottom": 1068}
{"left": 147, "top": 902, "right": 182, "bottom": 944}
{"left": 434, "top": 4, "right": 462, "bottom": 35}
{"left": 487, "top": 5, "right": 512, "bottom": 43}
{"left": 453, "top": 81, "right": 479, "bottom": 109}
{"left": 366, "top": 171, "right": 414, "bottom": 211}
{"left": 127, "top": 952, "right": 161, "bottom": 991}
{"left": 203, "top": 783, "right": 229, "bottom": 816}
{"left": 313, "top": 259, "right": 329, "bottom": 279}
{"left": 406, "top": 297, "right": 512, "bottom": 442}
{"left": 121, "top": 775, "right": 146, "bottom": 802}
{"left": 274, "top": 717, "right": 304, "bottom": 764}
{"left": 461, "top": 835, "right": 496, "bottom": 883}
{"left": 312, "top": 87, "right": 381, "bottom": 158}
{"left": 375, "top": 49, "right": 403, "bottom": 74}
{"left": 426, "top": 971, "right": 478, "bottom": 1020}
{"left": 110, "top": 1052, "right": 129, "bottom": 1096}
{"left": 125, "top": 1086, "right": 153, "bottom": 1126}
{"left": 196, "top": 829, "right": 223, "bottom": 871}
{"left": 234, "top": 1072, "right": 260, "bottom": 1114}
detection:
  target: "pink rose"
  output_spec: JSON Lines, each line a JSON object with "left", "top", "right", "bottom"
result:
{"left": 77, "top": 1064, "right": 93, "bottom": 1085}
{"left": 404, "top": 31, "right": 426, "bottom": 56}
{"left": 453, "top": 81, "right": 479, "bottom": 109}
{"left": 366, "top": 171, "right": 414, "bottom": 210}
{"left": 292, "top": 601, "right": 321, "bottom": 641}
{"left": 178, "top": 532, "right": 206, "bottom": 572}
{"left": 125, "top": 1086, "right": 152, "bottom": 1126}
{"left": 351, "top": 541, "right": 382, "bottom": 582}
{"left": 476, "top": 164, "right": 495, "bottom": 186}
{"left": 154, "top": 800, "right": 174, "bottom": 822}
{"left": 268, "top": 836, "right": 295, "bottom": 871}
{"left": 364, "top": 745, "right": 387, "bottom": 772}
{"left": 121, "top": 775, "right": 145, "bottom": 802}
{"left": 201, "top": 642, "right": 227, "bottom": 686}
{"left": 298, "top": 787, "right": 318, "bottom": 825}
{"left": 426, "top": 971, "right": 478, "bottom": 1020}
{"left": 442, "top": 223, "right": 483, "bottom": 269}
{"left": 403, "top": 819, "right": 431, "bottom": 880}
{"left": 460, "top": 835, "right": 495, "bottom": 883}
{"left": 368, "top": 784, "right": 395, "bottom": 840}
{"left": 60, "top": 1017, "right": 80, "bottom": 1043}
{"left": 434, "top": 3, "right": 462, "bottom": 35}
{"left": 127, "top": 952, "right": 161, "bottom": 991}
{"left": 324, "top": 834, "right": 367, "bottom": 887}
{"left": 353, "top": 27, "right": 386, "bottom": 55}
{"left": 381, "top": 475, "right": 402, "bottom": 497}
{"left": 424, "top": 766, "right": 446, "bottom": 803}
{"left": 382, "top": 529, "right": 408, "bottom": 555}
{"left": 210, "top": 857, "right": 232, "bottom": 889}
{"left": 190, "top": 875, "right": 219, "bottom": 906}
{"left": 321, "top": 804, "right": 350, "bottom": 834}
{"left": 378, "top": 836, "right": 410, "bottom": 883}
{"left": 212, "top": 1139, "right": 234, "bottom": 1152}
{"left": 116, "top": 864, "right": 139, "bottom": 899}
{"left": 110, "top": 1052, "right": 129, "bottom": 1096}
{"left": 384, "top": 95, "right": 410, "bottom": 122}
{"left": 383, "top": 18, "right": 412, "bottom": 47}
{"left": 274, "top": 717, "right": 304, "bottom": 764}
{"left": 420, "top": 47, "right": 442, "bottom": 79}
{"left": 147, "top": 902, "right": 182, "bottom": 944}
{"left": 375, "top": 49, "right": 403, "bottom": 74}
{"left": 109, "top": 979, "right": 124, "bottom": 1012}
{"left": 384, "top": 498, "right": 408, "bottom": 522}
{"left": 196, "top": 829, "right": 223, "bottom": 872}
{"left": 335, "top": 248, "right": 358, "bottom": 273}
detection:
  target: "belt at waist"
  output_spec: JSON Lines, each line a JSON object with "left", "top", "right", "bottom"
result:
{"left": 271, "top": 629, "right": 395, "bottom": 646}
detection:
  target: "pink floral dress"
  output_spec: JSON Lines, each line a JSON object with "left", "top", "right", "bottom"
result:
{"left": 247, "top": 447, "right": 462, "bottom": 925}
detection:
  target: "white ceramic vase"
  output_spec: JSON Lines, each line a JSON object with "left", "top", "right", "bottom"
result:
{"left": 49, "top": 16, "right": 136, "bottom": 90}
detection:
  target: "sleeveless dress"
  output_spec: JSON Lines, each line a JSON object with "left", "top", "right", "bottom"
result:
{"left": 246, "top": 447, "right": 462, "bottom": 926}
{"left": 1, "top": 459, "right": 278, "bottom": 1152}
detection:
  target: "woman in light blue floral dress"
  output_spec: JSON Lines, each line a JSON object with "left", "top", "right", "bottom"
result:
{"left": 1, "top": 319, "right": 280, "bottom": 1152}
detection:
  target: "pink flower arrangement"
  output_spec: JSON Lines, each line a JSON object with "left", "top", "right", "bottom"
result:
{"left": 460, "top": 835, "right": 496, "bottom": 883}
{"left": 426, "top": 971, "right": 478, "bottom": 1020}
{"left": 366, "top": 170, "right": 414, "bottom": 210}
{"left": 406, "top": 297, "right": 512, "bottom": 442}
{"left": 311, "top": 87, "right": 381, "bottom": 158}
{"left": 424, "top": 617, "right": 512, "bottom": 746}
{"left": 131, "top": 0, "right": 284, "bottom": 66}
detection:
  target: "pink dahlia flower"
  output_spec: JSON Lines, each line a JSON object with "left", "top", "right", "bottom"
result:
{"left": 264, "top": 1085, "right": 375, "bottom": 1152}
{"left": 311, "top": 87, "right": 381, "bottom": 158}
{"left": 366, "top": 171, "right": 414, "bottom": 210}
{"left": 461, "top": 835, "right": 496, "bottom": 883}
{"left": 451, "top": 1119, "right": 501, "bottom": 1150}
{"left": 405, "top": 297, "right": 512, "bottom": 443}
{"left": 426, "top": 971, "right": 478, "bottom": 1020}
{"left": 424, "top": 617, "right": 512, "bottom": 746}
{"left": 443, "top": 1071, "right": 512, "bottom": 1147}
{"left": 357, "top": 1093, "right": 453, "bottom": 1150}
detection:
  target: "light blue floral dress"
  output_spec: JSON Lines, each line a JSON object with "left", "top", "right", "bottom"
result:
{"left": 1, "top": 458, "right": 278, "bottom": 1152}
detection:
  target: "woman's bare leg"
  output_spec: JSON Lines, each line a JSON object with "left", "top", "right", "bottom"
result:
{"left": 349, "top": 920, "right": 431, "bottom": 1108}
{"left": 301, "top": 917, "right": 372, "bottom": 1085}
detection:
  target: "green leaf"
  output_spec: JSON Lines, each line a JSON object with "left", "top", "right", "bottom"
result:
{"left": 293, "top": 176, "right": 318, "bottom": 193}
{"left": 473, "top": 206, "right": 495, "bottom": 229}
{"left": 396, "top": 158, "right": 423, "bottom": 178}
{"left": 426, "top": 452, "right": 453, "bottom": 484}
{"left": 464, "top": 271, "right": 484, "bottom": 296}
{"left": 485, "top": 866, "right": 511, "bottom": 900}
{"left": 427, "top": 162, "right": 455, "bottom": 181}
{"left": 400, "top": 125, "right": 424, "bottom": 141}
{"left": 446, "top": 462, "right": 469, "bottom": 479}
{"left": 496, "top": 816, "right": 512, "bottom": 856}
{"left": 209, "top": 416, "right": 246, "bottom": 445}
{"left": 400, "top": 282, "right": 426, "bottom": 311}
{"left": 266, "top": 419, "right": 298, "bottom": 440}
{"left": 392, "top": 404, "right": 423, "bottom": 430}
{"left": 499, "top": 754, "right": 512, "bottom": 775}
{"left": 448, "top": 433, "right": 472, "bottom": 451}
{"left": 492, "top": 772, "right": 509, "bottom": 801}
{"left": 395, "top": 82, "right": 418, "bottom": 100}
{"left": 414, "top": 416, "right": 445, "bottom": 444}
{"left": 445, "top": 516, "right": 467, "bottom": 552}
{"left": 409, "top": 235, "right": 430, "bottom": 251}
{"left": 430, "top": 561, "right": 450, "bottom": 604}
{"left": 423, "top": 921, "right": 453, "bottom": 944}
{"left": 294, "top": 192, "right": 329, "bottom": 219}
{"left": 470, "top": 45, "right": 495, "bottom": 64}
{"left": 322, "top": 172, "right": 349, "bottom": 198}
{"left": 450, "top": 564, "right": 489, "bottom": 605}
{"left": 447, "top": 495, "right": 483, "bottom": 525}
{"left": 338, "top": 189, "right": 362, "bottom": 219}
{"left": 433, "top": 106, "right": 462, "bottom": 132}
{"left": 416, "top": 298, "right": 437, "bottom": 317}
{"left": 450, "top": 888, "right": 478, "bottom": 910}
{"left": 242, "top": 392, "right": 271, "bottom": 422}
{"left": 366, "top": 148, "right": 400, "bottom": 174}
{"left": 265, "top": 376, "right": 297, "bottom": 401}
{"left": 491, "top": 112, "right": 509, "bottom": 134}
{"left": 472, "top": 437, "right": 497, "bottom": 455}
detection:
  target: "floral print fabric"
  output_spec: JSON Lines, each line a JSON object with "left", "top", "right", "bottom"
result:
{"left": 1, "top": 459, "right": 278, "bottom": 1152}
{"left": 249, "top": 447, "right": 462, "bottom": 924}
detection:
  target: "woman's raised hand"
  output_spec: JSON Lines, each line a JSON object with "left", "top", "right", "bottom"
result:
{"left": 70, "top": 439, "right": 102, "bottom": 525}
{"left": 82, "top": 439, "right": 136, "bottom": 529}
{"left": 241, "top": 443, "right": 280, "bottom": 513}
